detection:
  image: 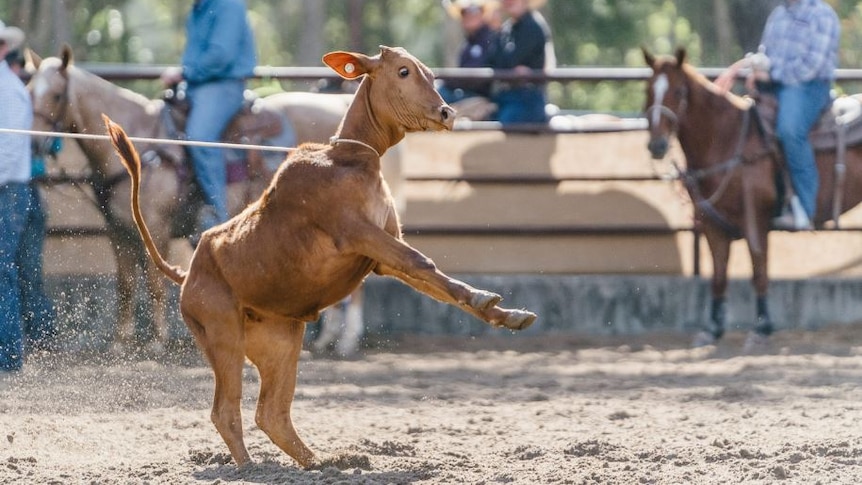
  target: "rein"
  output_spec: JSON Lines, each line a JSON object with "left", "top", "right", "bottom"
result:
{"left": 33, "top": 70, "right": 70, "bottom": 133}
{"left": 651, "top": 96, "right": 771, "bottom": 238}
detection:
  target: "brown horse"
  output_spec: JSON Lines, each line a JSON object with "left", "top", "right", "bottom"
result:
{"left": 642, "top": 47, "right": 862, "bottom": 348}
{"left": 27, "top": 46, "right": 400, "bottom": 355}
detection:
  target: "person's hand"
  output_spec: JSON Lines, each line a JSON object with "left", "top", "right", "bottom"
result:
{"left": 713, "top": 67, "right": 738, "bottom": 94}
{"left": 513, "top": 65, "right": 532, "bottom": 76}
{"left": 160, "top": 66, "right": 183, "bottom": 87}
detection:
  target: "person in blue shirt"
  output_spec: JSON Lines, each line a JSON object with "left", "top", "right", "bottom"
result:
{"left": 161, "top": 0, "right": 257, "bottom": 236}
{"left": 716, "top": 0, "right": 840, "bottom": 231}
{"left": 1, "top": 21, "right": 57, "bottom": 371}
{"left": 438, "top": 0, "right": 500, "bottom": 105}
{"left": 488, "top": 0, "right": 555, "bottom": 125}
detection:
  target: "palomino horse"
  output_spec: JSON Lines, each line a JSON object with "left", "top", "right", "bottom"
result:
{"left": 28, "top": 46, "right": 399, "bottom": 355}
{"left": 643, "top": 47, "right": 862, "bottom": 348}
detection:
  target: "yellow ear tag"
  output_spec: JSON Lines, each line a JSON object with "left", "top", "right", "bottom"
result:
{"left": 344, "top": 63, "right": 355, "bottom": 74}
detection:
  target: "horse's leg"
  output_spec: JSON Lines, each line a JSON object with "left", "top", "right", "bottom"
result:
{"left": 312, "top": 287, "right": 363, "bottom": 358}
{"left": 312, "top": 303, "right": 343, "bottom": 355}
{"left": 109, "top": 235, "right": 140, "bottom": 354}
{"left": 335, "top": 286, "right": 364, "bottom": 358}
{"left": 746, "top": 226, "right": 773, "bottom": 350}
{"left": 695, "top": 226, "right": 732, "bottom": 346}
{"left": 144, "top": 253, "right": 170, "bottom": 354}
{"left": 245, "top": 317, "right": 316, "bottom": 468}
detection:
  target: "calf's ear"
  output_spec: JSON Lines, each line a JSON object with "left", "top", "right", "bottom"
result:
{"left": 323, "top": 51, "right": 379, "bottom": 80}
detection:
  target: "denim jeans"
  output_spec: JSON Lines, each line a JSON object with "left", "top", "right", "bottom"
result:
{"left": 19, "top": 183, "right": 56, "bottom": 352}
{"left": 0, "top": 183, "right": 30, "bottom": 370}
{"left": 774, "top": 80, "right": 832, "bottom": 219}
{"left": 493, "top": 86, "right": 547, "bottom": 125}
{"left": 186, "top": 79, "right": 246, "bottom": 230}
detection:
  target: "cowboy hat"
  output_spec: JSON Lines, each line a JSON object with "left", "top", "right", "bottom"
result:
{"left": 0, "top": 20, "right": 24, "bottom": 51}
{"left": 502, "top": 0, "right": 548, "bottom": 8}
{"left": 443, "top": 0, "right": 501, "bottom": 20}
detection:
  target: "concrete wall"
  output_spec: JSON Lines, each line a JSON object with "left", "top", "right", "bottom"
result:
{"left": 45, "top": 273, "right": 862, "bottom": 352}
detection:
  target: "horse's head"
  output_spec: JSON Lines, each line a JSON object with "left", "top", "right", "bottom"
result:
{"left": 642, "top": 47, "right": 690, "bottom": 159}
{"left": 27, "top": 45, "right": 74, "bottom": 133}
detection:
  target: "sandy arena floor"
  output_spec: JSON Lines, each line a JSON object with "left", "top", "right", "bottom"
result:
{"left": 2, "top": 326, "right": 862, "bottom": 484}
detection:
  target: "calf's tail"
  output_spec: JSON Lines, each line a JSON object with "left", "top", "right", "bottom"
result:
{"left": 103, "top": 115, "right": 186, "bottom": 286}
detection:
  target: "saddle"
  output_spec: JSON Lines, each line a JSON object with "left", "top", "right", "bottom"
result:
{"left": 754, "top": 93, "right": 862, "bottom": 151}
{"left": 162, "top": 86, "right": 287, "bottom": 172}
{"left": 754, "top": 93, "right": 862, "bottom": 226}
{"left": 161, "top": 86, "right": 295, "bottom": 238}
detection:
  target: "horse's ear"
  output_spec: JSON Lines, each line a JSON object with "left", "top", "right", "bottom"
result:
{"left": 322, "top": 51, "right": 377, "bottom": 80}
{"left": 675, "top": 47, "right": 687, "bottom": 67}
{"left": 25, "top": 49, "right": 41, "bottom": 70}
{"left": 641, "top": 45, "right": 656, "bottom": 69}
{"left": 60, "top": 44, "right": 73, "bottom": 71}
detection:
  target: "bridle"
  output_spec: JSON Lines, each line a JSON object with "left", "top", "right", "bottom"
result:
{"left": 33, "top": 69, "right": 71, "bottom": 133}
{"left": 645, "top": 74, "right": 770, "bottom": 238}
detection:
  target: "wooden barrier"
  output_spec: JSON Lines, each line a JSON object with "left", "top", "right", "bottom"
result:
{"left": 40, "top": 127, "right": 862, "bottom": 279}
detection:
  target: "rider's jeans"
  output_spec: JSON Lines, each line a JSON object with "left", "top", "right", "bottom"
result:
{"left": 186, "top": 79, "right": 245, "bottom": 231}
{"left": 774, "top": 79, "right": 832, "bottom": 219}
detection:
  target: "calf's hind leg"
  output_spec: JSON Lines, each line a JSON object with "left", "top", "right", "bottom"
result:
{"left": 181, "top": 256, "right": 251, "bottom": 465}
{"left": 184, "top": 310, "right": 250, "bottom": 465}
{"left": 245, "top": 317, "right": 316, "bottom": 468}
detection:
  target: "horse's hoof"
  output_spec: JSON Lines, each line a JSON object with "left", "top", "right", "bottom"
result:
{"left": 108, "top": 341, "right": 128, "bottom": 357}
{"left": 470, "top": 290, "right": 502, "bottom": 311}
{"left": 692, "top": 331, "right": 717, "bottom": 348}
{"left": 508, "top": 310, "right": 537, "bottom": 330}
{"left": 145, "top": 340, "right": 167, "bottom": 356}
{"left": 742, "top": 331, "right": 769, "bottom": 354}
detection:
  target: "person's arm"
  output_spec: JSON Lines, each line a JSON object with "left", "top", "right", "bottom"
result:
{"left": 714, "top": 48, "right": 769, "bottom": 94}
{"left": 0, "top": 85, "right": 32, "bottom": 182}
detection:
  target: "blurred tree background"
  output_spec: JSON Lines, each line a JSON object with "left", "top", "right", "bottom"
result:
{"left": 1, "top": 0, "right": 858, "bottom": 114}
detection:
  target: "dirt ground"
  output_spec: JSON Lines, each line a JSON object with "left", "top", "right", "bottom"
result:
{"left": 3, "top": 325, "right": 862, "bottom": 484}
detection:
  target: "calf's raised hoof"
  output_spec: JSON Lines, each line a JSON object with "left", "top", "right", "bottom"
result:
{"left": 470, "top": 290, "right": 503, "bottom": 310}
{"left": 499, "top": 309, "right": 537, "bottom": 330}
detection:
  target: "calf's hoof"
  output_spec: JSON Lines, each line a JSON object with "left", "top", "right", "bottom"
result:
{"left": 500, "top": 309, "right": 537, "bottom": 330}
{"left": 470, "top": 290, "right": 502, "bottom": 311}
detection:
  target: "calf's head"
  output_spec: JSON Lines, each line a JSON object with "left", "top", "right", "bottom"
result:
{"left": 323, "top": 46, "right": 456, "bottom": 134}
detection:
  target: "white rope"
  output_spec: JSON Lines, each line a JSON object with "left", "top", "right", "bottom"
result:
{"left": 0, "top": 127, "right": 296, "bottom": 153}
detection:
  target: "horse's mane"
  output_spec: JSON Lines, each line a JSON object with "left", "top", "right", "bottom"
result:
{"left": 681, "top": 62, "right": 752, "bottom": 111}
{"left": 65, "top": 60, "right": 157, "bottom": 110}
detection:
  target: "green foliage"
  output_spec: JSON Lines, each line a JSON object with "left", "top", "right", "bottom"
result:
{"left": 9, "top": 0, "right": 862, "bottom": 113}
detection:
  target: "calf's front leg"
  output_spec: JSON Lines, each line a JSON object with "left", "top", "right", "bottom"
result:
{"left": 350, "top": 225, "right": 536, "bottom": 330}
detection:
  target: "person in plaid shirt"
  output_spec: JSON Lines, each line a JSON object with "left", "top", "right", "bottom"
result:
{"left": 717, "top": 0, "right": 840, "bottom": 231}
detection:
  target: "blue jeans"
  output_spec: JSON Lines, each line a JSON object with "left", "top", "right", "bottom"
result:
{"left": 774, "top": 80, "right": 832, "bottom": 219}
{"left": 186, "top": 79, "right": 246, "bottom": 230}
{"left": 493, "top": 86, "right": 547, "bottom": 125}
{"left": 19, "top": 183, "right": 56, "bottom": 352}
{"left": 0, "top": 183, "right": 30, "bottom": 370}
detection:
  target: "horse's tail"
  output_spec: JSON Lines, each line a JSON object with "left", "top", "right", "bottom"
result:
{"left": 103, "top": 115, "right": 186, "bottom": 286}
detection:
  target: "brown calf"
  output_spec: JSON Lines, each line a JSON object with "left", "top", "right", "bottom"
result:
{"left": 104, "top": 46, "right": 537, "bottom": 468}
